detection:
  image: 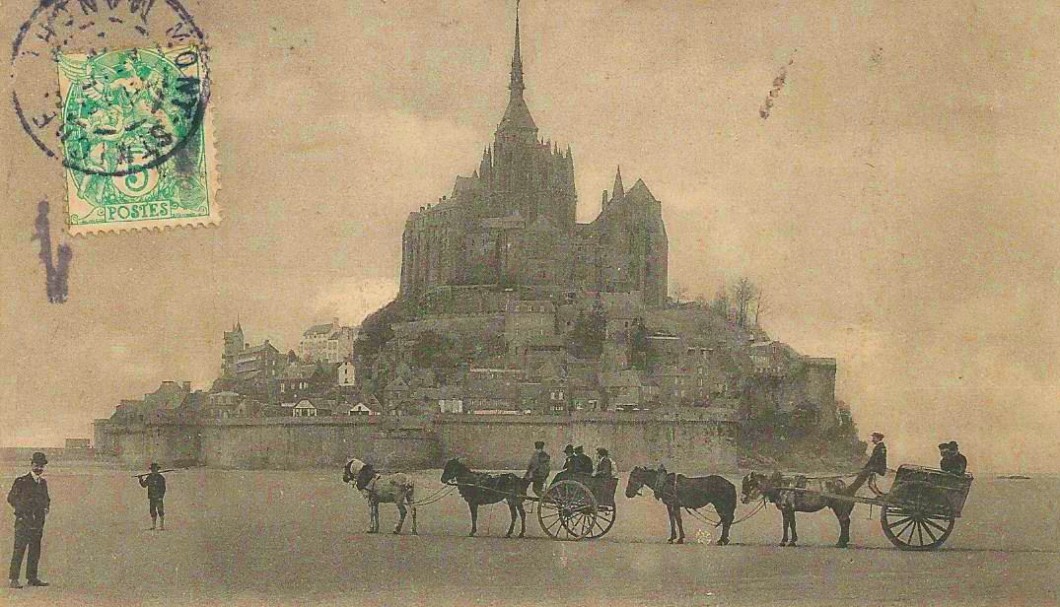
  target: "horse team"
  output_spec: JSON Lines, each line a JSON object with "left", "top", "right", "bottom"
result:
{"left": 343, "top": 458, "right": 859, "bottom": 547}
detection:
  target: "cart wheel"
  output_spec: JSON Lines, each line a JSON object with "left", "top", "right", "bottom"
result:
{"left": 538, "top": 480, "right": 597, "bottom": 541}
{"left": 584, "top": 504, "right": 616, "bottom": 539}
{"left": 881, "top": 485, "right": 955, "bottom": 551}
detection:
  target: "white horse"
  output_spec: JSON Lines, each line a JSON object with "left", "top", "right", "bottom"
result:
{"left": 343, "top": 459, "right": 417, "bottom": 535}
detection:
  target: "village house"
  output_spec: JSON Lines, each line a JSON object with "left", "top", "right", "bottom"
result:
{"left": 299, "top": 319, "right": 359, "bottom": 363}
{"left": 292, "top": 398, "right": 335, "bottom": 417}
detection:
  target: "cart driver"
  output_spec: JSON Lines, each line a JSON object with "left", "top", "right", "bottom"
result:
{"left": 847, "top": 432, "right": 887, "bottom": 495}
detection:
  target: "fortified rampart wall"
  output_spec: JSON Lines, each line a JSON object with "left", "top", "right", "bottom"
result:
{"left": 95, "top": 413, "right": 738, "bottom": 473}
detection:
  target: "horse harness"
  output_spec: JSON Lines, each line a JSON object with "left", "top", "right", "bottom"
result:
{"left": 655, "top": 470, "right": 768, "bottom": 528}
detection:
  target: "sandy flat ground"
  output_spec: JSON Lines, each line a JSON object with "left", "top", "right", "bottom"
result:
{"left": 0, "top": 463, "right": 1056, "bottom": 607}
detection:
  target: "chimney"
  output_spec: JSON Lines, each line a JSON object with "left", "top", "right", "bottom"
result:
{"left": 182, "top": 381, "right": 191, "bottom": 392}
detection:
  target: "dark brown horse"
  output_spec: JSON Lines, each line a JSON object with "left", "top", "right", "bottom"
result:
{"left": 740, "top": 471, "right": 854, "bottom": 547}
{"left": 440, "top": 459, "right": 532, "bottom": 538}
{"left": 625, "top": 465, "right": 736, "bottom": 545}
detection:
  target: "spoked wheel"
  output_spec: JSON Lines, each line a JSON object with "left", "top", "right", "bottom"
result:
{"left": 584, "top": 504, "right": 616, "bottom": 539}
{"left": 880, "top": 484, "right": 956, "bottom": 551}
{"left": 538, "top": 480, "right": 598, "bottom": 541}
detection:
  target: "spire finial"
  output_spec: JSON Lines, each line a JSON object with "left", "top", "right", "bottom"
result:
{"left": 510, "top": 0, "right": 524, "bottom": 96}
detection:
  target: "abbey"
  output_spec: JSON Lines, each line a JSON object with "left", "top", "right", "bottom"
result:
{"left": 400, "top": 9, "right": 668, "bottom": 311}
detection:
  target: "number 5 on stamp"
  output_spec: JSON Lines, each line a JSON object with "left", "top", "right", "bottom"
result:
{"left": 55, "top": 45, "right": 219, "bottom": 235}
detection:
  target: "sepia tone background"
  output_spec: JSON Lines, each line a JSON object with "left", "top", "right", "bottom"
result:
{"left": 1, "top": 0, "right": 1057, "bottom": 473}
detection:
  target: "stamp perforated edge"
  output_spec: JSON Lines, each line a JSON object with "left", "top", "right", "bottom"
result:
{"left": 64, "top": 69, "right": 220, "bottom": 238}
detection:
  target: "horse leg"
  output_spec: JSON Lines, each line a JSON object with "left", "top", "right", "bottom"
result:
{"left": 468, "top": 502, "right": 478, "bottom": 537}
{"left": 409, "top": 494, "right": 418, "bottom": 535}
{"left": 788, "top": 510, "right": 798, "bottom": 547}
{"left": 717, "top": 505, "right": 733, "bottom": 546}
{"left": 667, "top": 503, "right": 677, "bottom": 543}
{"left": 779, "top": 508, "right": 789, "bottom": 546}
{"left": 517, "top": 501, "right": 526, "bottom": 538}
{"left": 505, "top": 501, "right": 517, "bottom": 538}
{"left": 394, "top": 501, "right": 407, "bottom": 534}
{"left": 367, "top": 498, "right": 379, "bottom": 534}
{"left": 835, "top": 504, "right": 852, "bottom": 548}
{"left": 674, "top": 506, "right": 686, "bottom": 544}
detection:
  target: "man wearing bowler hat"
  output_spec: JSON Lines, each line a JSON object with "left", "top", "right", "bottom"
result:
{"left": 7, "top": 451, "right": 51, "bottom": 589}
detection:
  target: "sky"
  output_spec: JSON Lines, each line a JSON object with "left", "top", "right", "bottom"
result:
{"left": 1, "top": 0, "right": 1058, "bottom": 472}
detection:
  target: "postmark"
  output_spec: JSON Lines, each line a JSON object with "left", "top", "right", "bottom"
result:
{"left": 10, "top": 0, "right": 219, "bottom": 234}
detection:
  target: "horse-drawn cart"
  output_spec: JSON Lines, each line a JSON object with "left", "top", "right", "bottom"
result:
{"left": 791, "top": 464, "right": 974, "bottom": 551}
{"left": 537, "top": 472, "right": 619, "bottom": 541}
{"left": 439, "top": 460, "right": 619, "bottom": 541}
{"left": 877, "top": 465, "right": 973, "bottom": 550}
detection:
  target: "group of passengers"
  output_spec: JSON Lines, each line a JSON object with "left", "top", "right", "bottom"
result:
{"left": 523, "top": 441, "right": 615, "bottom": 498}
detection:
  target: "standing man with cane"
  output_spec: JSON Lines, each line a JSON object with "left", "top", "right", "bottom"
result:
{"left": 7, "top": 451, "right": 50, "bottom": 589}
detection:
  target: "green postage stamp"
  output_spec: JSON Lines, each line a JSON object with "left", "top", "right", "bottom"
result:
{"left": 56, "top": 45, "right": 218, "bottom": 235}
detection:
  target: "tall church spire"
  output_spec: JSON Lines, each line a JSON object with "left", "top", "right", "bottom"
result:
{"left": 497, "top": 0, "right": 537, "bottom": 137}
{"left": 510, "top": 0, "right": 524, "bottom": 96}
{"left": 613, "top": 166, "right": 625, "bottom": 199}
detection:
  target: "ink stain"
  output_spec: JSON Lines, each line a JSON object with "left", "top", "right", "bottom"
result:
{"left": 760, "top": 54, "right": 796, "bottom": 120}
{"left": 31, "top": 199, "right": 73, "bottom": 304}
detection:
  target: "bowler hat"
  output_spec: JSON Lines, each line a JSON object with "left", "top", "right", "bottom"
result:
{"left": 563, "top": 444, "right": 574, "bottom": 454}
{"left": 534, "top": 440, "right": 545, "bottom": 449}
{"left": 938, "top": 443, "right": 948, "bottom": 450}
{"left": 597, "top": 447, "right": 609, "bottom": 456}
{"left": 149, "top": 462, "right": 160, "bottom": 470}
{"left": 947, "top": 441, "right": 959, "bottom": 450}
{"left": 574, "top": 445, "right": 584, "bottom": 454}
{"left": 31, "top": 452, "right": 47, "bottom": 466}
{"left": 871, "top": 432, "right": 884, "bottom": 439}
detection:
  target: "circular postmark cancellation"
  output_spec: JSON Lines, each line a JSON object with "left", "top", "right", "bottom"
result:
{"left": 11, "top": 0, "right": 211, "bottom": 178}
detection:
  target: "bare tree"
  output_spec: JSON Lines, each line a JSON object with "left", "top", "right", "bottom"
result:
{"left": 731, "top": 277, "right": 759, "bottom": 327}
{"left": 710, "top": 287, "right": 731, "bottom": 320}
{"left": 754, "top": 291, "right": 766, "bottom": 325}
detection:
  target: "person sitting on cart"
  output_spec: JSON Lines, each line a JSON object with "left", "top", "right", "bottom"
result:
{"left": 941, "top": 441, "right": 967, "bottom": 475}
{"left": 572, "top": 446, "right": 594, "bottom": 474}
{"left": 560, "top": 444, "right": 577, "bottom": 473}
{"left": 847, "top": 432, "right": 887, "bottom": 495}
{"left": 593, "top": 448, "right": 615, "bottom": 479}
{"left": 524, "top": 441, "right": 551, "bottom": 498}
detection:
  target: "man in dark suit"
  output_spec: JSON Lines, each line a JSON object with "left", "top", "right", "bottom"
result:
{"left": 942, "top": 441, "right": 968, "bottom": 475}
{"left": 559, "top": 444, "right": 576, "bottom": 473}
{"left": 572, "top": 446, "right": 594, "bottom": 474}
{"left": 847, "top": 432, "right": 887, "bottom": 495}
{"left": 8, "top": 452, "right": 51, "bottom": 589}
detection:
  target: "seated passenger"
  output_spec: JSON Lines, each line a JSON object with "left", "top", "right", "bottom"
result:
{"left": 593, "top": 447, "right": 615, "bottom": 479}
{"left": 573, "top": 446, "right": 594, "bottom": 474}
{"left": 560, "top": 444, "right": 576, "bottom": 472}
{"left": 941, "top": 441, "right": 968, "bottom": 475}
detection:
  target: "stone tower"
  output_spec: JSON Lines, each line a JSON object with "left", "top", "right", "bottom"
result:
{"left": 222, "top": 321, "right": 244, "bottom": 377}
{"left": 399, "top": 3, "right": 668, "bottom": 310}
